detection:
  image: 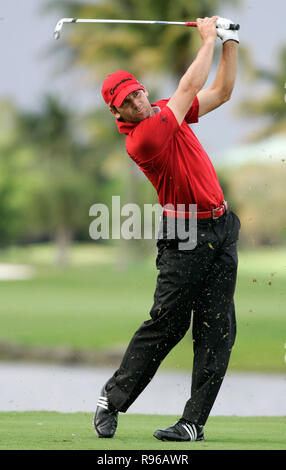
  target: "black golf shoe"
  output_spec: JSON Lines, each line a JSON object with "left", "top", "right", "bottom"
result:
{"left": 153, "top": 418, "right": 204, "bottom": 442}
{"left": 93, "top": 384, "right": 118, "bottom": 438}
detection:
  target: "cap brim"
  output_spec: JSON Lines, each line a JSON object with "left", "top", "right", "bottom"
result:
{"left": 112, "top": 84, "right": 145, "bottom": 107}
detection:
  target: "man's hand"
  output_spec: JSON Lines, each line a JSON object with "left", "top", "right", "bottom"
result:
{"left": 196, "top": 16, "right": 218, "bottom": 44}
{"left": 216, "top": 17, "right": 240, "bottom": 44}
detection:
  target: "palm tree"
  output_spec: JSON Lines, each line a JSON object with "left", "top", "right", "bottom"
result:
{"left": 0, "top": 101, "right": 31, "bottom": 246}
{"left": 16, "top": 94, "right": 105, "bottom": 266}
{"left": 239, "top": 46, "right": 286, "bottom": 141}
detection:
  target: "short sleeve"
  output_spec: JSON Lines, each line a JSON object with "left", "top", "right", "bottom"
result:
{"left": 126, "top": 106, "right": 180, "bottom": 162}
{"left": 185, "top": 96, "right": 199, "bottom": 124}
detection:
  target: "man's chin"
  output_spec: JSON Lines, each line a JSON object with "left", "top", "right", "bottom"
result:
{"left": 137, "top": 109, "right": 152, "bottom": 121}
{"left": 128, "top": 113, "right": 149, "bottom": 123}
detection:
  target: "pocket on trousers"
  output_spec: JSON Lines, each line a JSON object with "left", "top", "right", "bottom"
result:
{"left": 155, "top": 239, "right": 168, "bottom": 269}
{"left": 231, "top": 211, "right": 241, "bottom": 230}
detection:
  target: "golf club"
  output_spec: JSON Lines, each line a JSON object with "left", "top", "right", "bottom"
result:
{"left": 54, "top": 17, "right": 240, "bottom": 40}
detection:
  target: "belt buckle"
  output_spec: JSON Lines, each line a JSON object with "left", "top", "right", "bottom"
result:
{"left": 212, "top": 201, "right": 227, "bottom": 220}
{"left": 212, "top": 206, "right": 221, "bottom": 220}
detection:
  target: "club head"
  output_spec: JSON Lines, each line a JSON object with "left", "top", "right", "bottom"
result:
{"left": 54, "top": 19, "right": 64, "bottom": 40}
{"left": 54, "top": 18, "right": 77, "bottom": 40}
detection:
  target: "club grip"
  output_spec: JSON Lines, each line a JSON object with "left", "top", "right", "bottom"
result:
{"left": 185, "top": 21, "right": 240, "bottom": 30}
{"left": 229, "top": 23, "right": 240, "bottom": 30}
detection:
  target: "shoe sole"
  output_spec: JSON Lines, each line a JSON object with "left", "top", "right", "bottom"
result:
{"left": 153, "top": 432, "right": 205, "bottom": 442}
{"left": 94, "top": 427, "right": 115, "bottom": 438}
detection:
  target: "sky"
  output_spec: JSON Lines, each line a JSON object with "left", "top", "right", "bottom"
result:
{"left": 0, "top": 0, "right": 285, "bottom": 158}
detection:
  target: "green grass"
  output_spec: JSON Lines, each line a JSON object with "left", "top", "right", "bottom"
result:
{"left": 0, "top": 243, "right": 285, "bottom": 372}
{"left": 0, "top": 412, "right": 284, "bottom": 450}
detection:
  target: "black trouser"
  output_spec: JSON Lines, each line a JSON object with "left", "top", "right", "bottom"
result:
{"left": 105, "top": 209, "right": 241, "bottom": 425}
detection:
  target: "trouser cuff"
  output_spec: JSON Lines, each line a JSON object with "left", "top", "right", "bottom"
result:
{"left": 106, "top": 382, "right": 131, "bottom": 413}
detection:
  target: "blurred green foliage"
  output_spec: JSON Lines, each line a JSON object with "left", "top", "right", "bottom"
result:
{"left": 0, "top": 96, "right": 124, "bottom": 264}
{"left": 219, "top": 162, "right": 286, "bottom": 247}
{"left": 239, "top": 46, "right": 286, "bottom": 141}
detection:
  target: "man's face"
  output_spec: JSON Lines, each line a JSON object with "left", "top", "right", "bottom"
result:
{"left": 111, "top": 89, "right": 153, "bottom": 123}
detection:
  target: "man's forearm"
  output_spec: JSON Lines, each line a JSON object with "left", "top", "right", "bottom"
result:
{"left": 179, "top": 39, "right": 216, "bottom": 95}
{"left": 210, "top": 41, "right": 238, "bottom": 100}
{"left": 167, "top": 16, "right": 218, "bottom": 125}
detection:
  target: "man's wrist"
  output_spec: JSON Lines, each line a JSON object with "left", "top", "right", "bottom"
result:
{"left": 203, "top": 38, "right": 216, "bottom": 46}
{"left": 222, "top": 39, "right": 239, "bottom": 46}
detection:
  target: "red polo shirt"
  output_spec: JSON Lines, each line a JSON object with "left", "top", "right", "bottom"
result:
{"left": 116, "top": 97, "right": 224, "bottom": 211}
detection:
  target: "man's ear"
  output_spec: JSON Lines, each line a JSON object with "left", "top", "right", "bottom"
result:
{"left": 141, "top": 86, "right": 148, "bottom": 97}
{"left": 109, "top": 105, "right": 121, "bottom": 119}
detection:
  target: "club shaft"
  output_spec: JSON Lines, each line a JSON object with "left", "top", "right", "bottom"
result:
{"left": 64, "top": 18, "right": 192, "bottom": 26}
{"left": 54, "top": 17, "right": 240, "bottom": 39}
{"left": 79, "top": 19, "right": 188, "bottom": 25}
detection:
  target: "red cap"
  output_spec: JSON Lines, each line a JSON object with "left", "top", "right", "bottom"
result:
{"left": 101, "top": 70, "right": 144, "bottom": 108}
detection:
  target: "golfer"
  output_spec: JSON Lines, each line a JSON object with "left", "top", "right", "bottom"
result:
{"left": 94, "top": 16, "right": 240, "bottom": 442}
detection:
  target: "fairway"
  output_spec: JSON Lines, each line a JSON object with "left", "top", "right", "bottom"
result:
{"left": 0, "top": 412, "right": 284, "bottom": 450}
{"left": 0, "top": 244, "right": 285, "bottom": 373}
